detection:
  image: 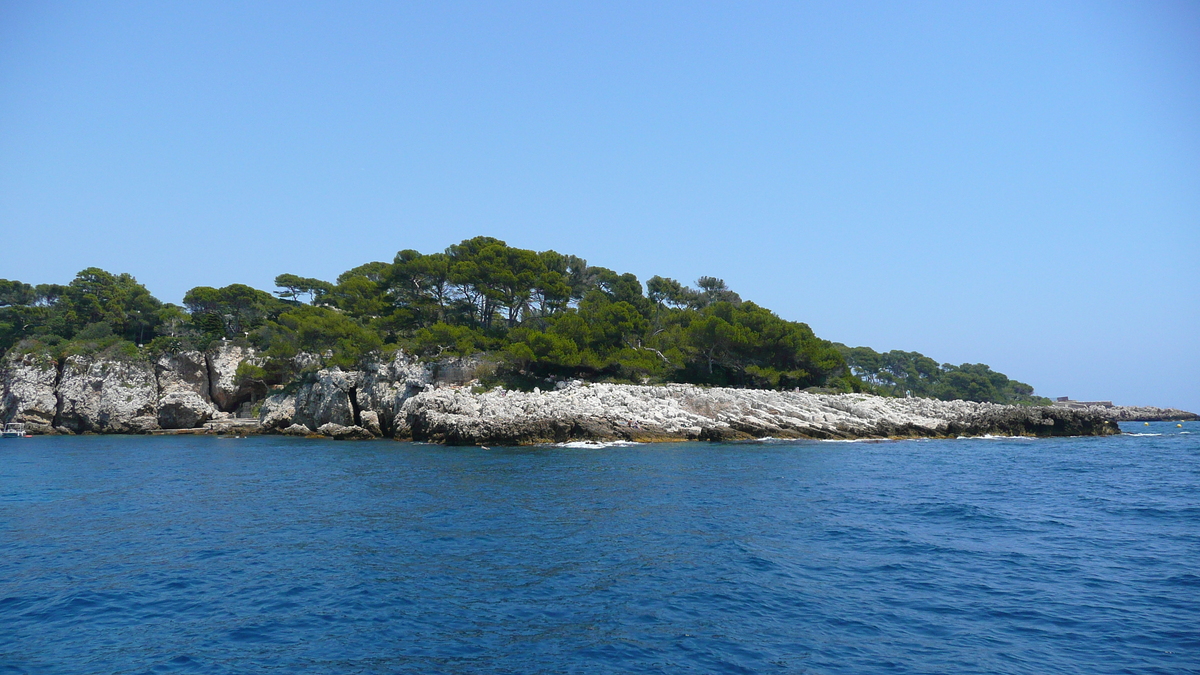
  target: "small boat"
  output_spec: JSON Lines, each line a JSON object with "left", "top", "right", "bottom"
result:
{"left": 1, "top": 422, "right": 28, "bottom": 439}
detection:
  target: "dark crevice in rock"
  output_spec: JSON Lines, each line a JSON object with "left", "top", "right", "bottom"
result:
{"left": 379, "top": 404, "right": 394, "bottom": 438}
{"left": 152, "top": 356, "right": 163, "bottom": 402}
{"left": 204, "top": 351, "right": 220, "bottom": 409}
{"left": 52, "top": 357, "right": 65, "bottom": 428}
{"left": 348, "top": 385, "right": 362, "bottom": 427}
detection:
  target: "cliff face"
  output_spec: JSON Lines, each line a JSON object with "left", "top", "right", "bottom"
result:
{"left": 0, "top": 346, "right": 1170, "bottom": 440}
{"left": 155, "top": 351, "right": 216, "bottom": 429}
{"left": 206, "top": 344, "right": 259, "bottom": 412}
{"left": 56, "top": 354, "right": 159, "bottom": 433}
{"left": 0, "top": 343, "right": 253, "bottom": 434}
{"left": 256, "top": 352, "right": 455, "bottom": 438}
{"left": 0, "top": 351, "right": 60, "bottom": 434}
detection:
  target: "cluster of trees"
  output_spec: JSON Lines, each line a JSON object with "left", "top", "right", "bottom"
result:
{"left": 0, "top": 237, "right": 1048, "bottom": 405}
{"left": 837, "top": 345, "right": 1050, "bottom": 405}
{"left": 0, "top": 269, "right": 170, "bottom": 357}
{"left": 248, "top": 236, "right": 853, "bottom": 390}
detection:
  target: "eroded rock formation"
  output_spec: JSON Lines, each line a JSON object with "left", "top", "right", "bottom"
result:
{"left": 257, "top": 352, "right": 438, "bottom": 435}
{"left": 156, "top": 350, "right": 217, "bottom": 429}
{"left": 399, "top": 383, "right": 1121, "bottom": 445}
{"left": 1092, "top": 405, "right": 1198, "bottom": 422}
{"left": 0, "top": 342, "right": 258, "bottom": 434}
{"left": 1, "top": 344, "right": 1181, "bottom": 441}
{"left": 0, "top": 351, "right": 60, "bottom": 434}
{"left": 206, "top": 343, "right": 258, "bottom": 412}
{"left": 56, "top": 354, "right": 159, "bottom": 433}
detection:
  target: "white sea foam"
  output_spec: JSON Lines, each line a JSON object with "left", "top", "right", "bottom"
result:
{"left": 956, "top": 435, "right": 1038, "bottom": 441}
{"left": 552, "top": 440, "right": 643, "bottom": 449}
{"left": 1125, "top": 433, "right": 1163, "bottom": 437}
{"left": 745, "top": 436, "right": 879, "bottom": 444}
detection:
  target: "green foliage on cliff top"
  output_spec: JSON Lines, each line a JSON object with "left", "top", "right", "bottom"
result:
{"left": 0, "top": 237, "right": 1049, "bottom": 405}
{"left": 0, "top": 269, "right": 163, "bottom": 361}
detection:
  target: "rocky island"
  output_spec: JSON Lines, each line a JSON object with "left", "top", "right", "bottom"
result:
{"left": 2, "top": 238, "right": 1194, "bottom": 443}
{"left": 5, "top": 345, "right": 1193, "bottom": 444}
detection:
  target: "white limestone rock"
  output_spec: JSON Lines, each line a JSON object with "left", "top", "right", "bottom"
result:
{"left": 1100, "top": 405, "right": 1198, "bottom": 422}
{"left": 292, "top": 369, "right": 358, "bottom": 430}
{"left": 56, "top": 354, "right": 159, "bottom": 433}
{"left": 155, "top": 350, "right": 216, "bottom": 429}
{"left": 355, "top": 351, "right": 432, "bottom": 437}
{"left": 0, "top": 350, "right": 60, "bottom": 434}
{"left": 316, "top": 422, "right": 374, "bottom": 440}
{"left": 359, "top": 410, "right": 382, "bottom": 437}
{"left": 206, "top": 343, "right": 260, "bottom": 412}
{"left": 280, "top": 423, "right": 311, "bottom": 436}
{"left": 128, "top": 415, "right": 162, "bottom": 434}
{"left": 258, "top": 391, "right": 298, "bottom": 431}
{"left": 401, "top": 383, "right": 1117, "bottom": 445}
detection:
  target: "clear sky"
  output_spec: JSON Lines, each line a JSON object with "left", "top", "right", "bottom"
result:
{"left": 1, "top": 1, "right": 1197, "bottom": 411}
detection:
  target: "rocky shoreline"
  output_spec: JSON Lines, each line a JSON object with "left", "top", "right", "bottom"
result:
{"left": 0, "top": 345, "right": 259, "bottom": 435}
{"left": 3, "top": 347, "right": 1193, "bottom": 443}
{"left": 1087, "top": 405, "right": 1199, "bottom": 422}
{"left": 394, "top": 383, "right": 1124, "bottom": 444}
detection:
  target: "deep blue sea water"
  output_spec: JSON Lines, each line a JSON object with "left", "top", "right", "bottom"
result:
{"left": 2, "top": 422, "right": 1198, "bottom": 674}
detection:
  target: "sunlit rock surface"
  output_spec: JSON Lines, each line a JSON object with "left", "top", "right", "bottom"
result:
{"left": 1, "top": 346, "right": 1164, "bottom": 440}
{"left": 0, "top": 351, "right": 60, "bottom": 434}
{"left": 56, "top": 354, "right": 159, "bottom": 433}
{"left": 1095, "top": 405, "right": 1198, "bottom": 422}
{"left": 206, "top": 343, "right": 259, "bottom": 412}
{"left": 155, "top": 351, "right": 216, "bottom": 429}
{"left": 401, "top": 383, "right": 1121, "bottom": 445}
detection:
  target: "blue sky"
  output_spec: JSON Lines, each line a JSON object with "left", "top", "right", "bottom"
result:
{"left": 1, "top": 1, "right": 1197, "bottom": 410}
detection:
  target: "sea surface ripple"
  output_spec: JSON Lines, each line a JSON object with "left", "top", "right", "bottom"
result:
{"left": 2, "top": 422, "right": 1198, "bottom": 673}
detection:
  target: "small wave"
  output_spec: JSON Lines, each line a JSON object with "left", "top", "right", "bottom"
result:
{"left": 751, "top": 436, "right": 847, "bottom": 444}
{"left": 1125, "top": 433, "right": 1163, "bottom": 437}
{"left": 956, "top": 435, "right": 1038, "bottom": 440}
{"left": 553, "top": 440, "right": 643, "bottom": 448}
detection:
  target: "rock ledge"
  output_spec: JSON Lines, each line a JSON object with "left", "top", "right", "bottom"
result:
{"left": 400, "top": 383, "right": 1121, "bottom": 445}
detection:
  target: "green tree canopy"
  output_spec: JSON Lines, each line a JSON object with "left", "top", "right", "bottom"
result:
{"left": 838, "top": 344, "right": 1049, "bottom": 404}
{"left": 0, "top": 238, "right": 1050, "bottom": 403}
{"left": 184, "top": 284, "right": 284, "bottom": 339}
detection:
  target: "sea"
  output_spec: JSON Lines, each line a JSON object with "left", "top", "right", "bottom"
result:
{"left": 1, "top": 422, "right": 1197, "bottom": 674}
